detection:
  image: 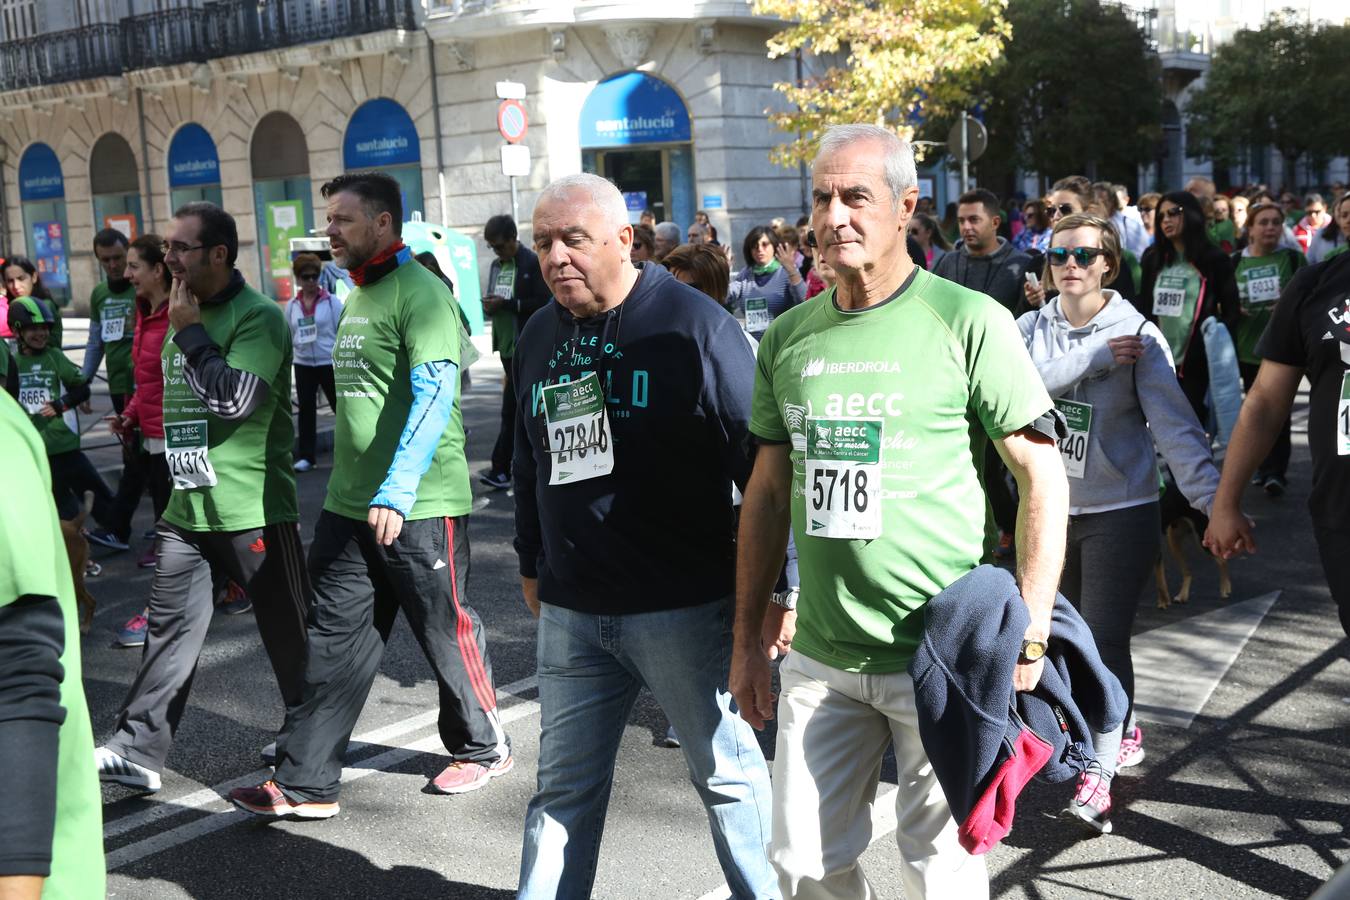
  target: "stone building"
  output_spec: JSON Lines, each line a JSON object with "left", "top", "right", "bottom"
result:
{"left": 0, "top": 0, "right": 810, "bottom": 310}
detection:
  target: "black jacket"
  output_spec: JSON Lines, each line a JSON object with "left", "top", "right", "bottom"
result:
{"left": 511, "top": 263, "right": 757, "bottom": 614}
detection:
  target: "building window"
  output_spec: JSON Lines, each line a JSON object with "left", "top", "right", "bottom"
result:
{"left": 1, "top": 0, "right": 38, "bottom": 40}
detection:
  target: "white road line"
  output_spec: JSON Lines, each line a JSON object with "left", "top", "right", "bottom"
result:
{"left": 692, "top": 786, "right": 900, "bottom": 900}
{"left": 108, "top": 696, "right": 542, "bottom": 871}
{"left": 103, "top": 674, "right": 538, "bottom": 842}
{"left": 1133, "top": 590, "right": 1281, "bottom": 729}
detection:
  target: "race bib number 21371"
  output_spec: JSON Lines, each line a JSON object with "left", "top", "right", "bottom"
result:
{"left": 804, "top": 417, "right": 883, "bottom": 540}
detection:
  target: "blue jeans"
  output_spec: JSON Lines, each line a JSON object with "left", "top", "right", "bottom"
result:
{"left": 518, "top": 598, "right": 779, "bottom": 900}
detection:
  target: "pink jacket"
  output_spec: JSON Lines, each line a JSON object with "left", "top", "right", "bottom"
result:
{"left": 122, "top": 296, "right": 170, "bottom": 439}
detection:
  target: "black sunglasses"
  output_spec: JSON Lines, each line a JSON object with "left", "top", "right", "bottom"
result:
{"left": 1050, "top": 204, "right": 1076, "bottom": 218}
{"left": 1047, "top": 246, "right": 1107, "bottom": 267}
{"left": 297, "top": 271, "right": 320, "bottom": 280}
{"left": 806, "top": 230, "right": 818, "bottom": 248}
{"left": 1161, "top": 207, "right": 1185, "bottom": 219}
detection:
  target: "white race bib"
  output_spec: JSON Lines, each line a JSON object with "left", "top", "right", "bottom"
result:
{"left": 745, "top": 297, "right": 772, "bottom": 333}
{"left": 165, "top": 419, "right": 218, "bottom": 490}
{"left": 493, "top": 266, "right": 515, "bottom": 301}
{"left": 1338, "top": 371, "right": 1350, "bottom": 457}
{"left": 804, "top": 417, "right": 883, "bottom": 540}
{"left": 542, "top": 372, "right": 614, "bottom": 485}
{"left": 295, "top": 315, "right": 317, "bottom": 345}
{"left": 101, "top": 314, "right": 126, "bottom": 342}
{"left": 18, "top": 385, "right": 51, "bottom": 414}
{"left": 1153, "top": 275, "right": 1186, "bottom": 317}
{"left": 1244, "top": 265, "right": 1281, "bottom": 305}
{"left": 1054, "top": 398, "right": 1092, "bottom": 479}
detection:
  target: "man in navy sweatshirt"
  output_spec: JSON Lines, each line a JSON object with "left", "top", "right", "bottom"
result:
{"left": 512, "top": 174, "right": 778, "bottom": 900}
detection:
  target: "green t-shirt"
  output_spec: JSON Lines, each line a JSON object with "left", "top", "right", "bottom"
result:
{"left": 489, "top": 260, "right": 518, "bottom": 358}
{"left": 160, "top": 282, "right": 298, "bottom": 532}
{"left": 326, "top": 260, "right": 471, "bottom": 521}
{"left": 15, "top": 347, "right": 84, "bottom": 455}
{"left": 1234, "top": 248, "right": 1304, "bottom": 365}
{"left": 1152, "top": 260, "right": 1203, "bottom": 366}
{"left": 89, "top": 281, "right": 138, "bottom": 395}
{"left": 0, "top": 393, "right": 106, "bottom": 896}
{"left": 1324, "top": 243, "right": 1348, "bottom": 261}
{"left": 1207, "top": 219, "right": 1236, "bottom": 250}
{"left": 749, "top": 269, "right": 1054, "bottom": 673}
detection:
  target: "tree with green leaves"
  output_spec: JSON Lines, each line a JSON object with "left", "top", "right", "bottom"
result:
{"left": 1185, "top": 13, "right": 1350, "bottom": 190}
{"left": 752, "top": 0, "right": 1009, "bottom": 168}
{"left": 928, "top": 0, "right": 1161, "bottom": 193}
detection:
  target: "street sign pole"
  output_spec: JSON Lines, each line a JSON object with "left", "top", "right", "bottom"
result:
{"left": 511, "top": 176, "right": 519, "bottom": 224}
{"left": 960, "top": 110, "right": 970, "bottom": 194}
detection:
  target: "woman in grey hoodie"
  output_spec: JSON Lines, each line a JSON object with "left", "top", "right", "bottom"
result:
{"left": 1018, "top": 214, "right": 1221, "bottom": 836}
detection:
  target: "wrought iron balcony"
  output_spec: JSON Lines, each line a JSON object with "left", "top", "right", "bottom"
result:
{"left": 0, "top": 24, "right": 122, "bottom": 91}
{"left": 1, "top": 0, "right": 419, "bottom": 92}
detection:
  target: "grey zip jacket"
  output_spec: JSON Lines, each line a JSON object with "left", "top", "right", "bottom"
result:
{"left": 1017, "top": 290, "right": 1219, "bottom": 516}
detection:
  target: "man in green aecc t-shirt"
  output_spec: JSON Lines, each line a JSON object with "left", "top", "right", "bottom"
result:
{"left": 731, "top": 124, "right": 1070, "bottom": 898}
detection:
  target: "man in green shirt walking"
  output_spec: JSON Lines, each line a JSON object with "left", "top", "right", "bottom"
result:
{"left": 80, "top": 228, "right": 143, "bottom": 552}
{"left": 94, "top": 202, "right": 311, "bottom": 792}
{"left": 0, "top": 390, "right": 105, "bottom": 899}
{"left": 231, "top": 173, "right": 509, "bottom": 821}
{"left": 731, "top": 125, "right": 1070, "bottom": 899}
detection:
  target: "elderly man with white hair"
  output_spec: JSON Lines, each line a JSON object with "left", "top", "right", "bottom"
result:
{"left": 512, "top": 173, "right": 778, "bottom": 899}
{"left": 652, "top": 220, "right": 682, "bottom": 261}
{"left": 731, "top": 124, "right": 1068, "bottom": 898}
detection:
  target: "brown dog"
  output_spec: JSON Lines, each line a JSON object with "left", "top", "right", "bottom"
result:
{"left": 58, "top": 491, "right": 96, "bottom": 634}
{"left": 1155, "top": 476, "right": 1232, "bottom": 609}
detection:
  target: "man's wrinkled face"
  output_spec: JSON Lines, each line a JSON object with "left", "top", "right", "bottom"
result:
{"left": 810, "top": 140, "right": 914, "bottom": 276}
{"left": 532, "top": 189, "right": 633, "bottom": 318}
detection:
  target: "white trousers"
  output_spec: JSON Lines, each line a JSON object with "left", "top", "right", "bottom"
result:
{"left": 771, "top": 651, "right": 989, "bottom": 900}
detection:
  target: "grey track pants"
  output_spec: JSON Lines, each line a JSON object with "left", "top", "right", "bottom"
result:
{"left": 107, "top": 520, "right": 312, "bottom": 772}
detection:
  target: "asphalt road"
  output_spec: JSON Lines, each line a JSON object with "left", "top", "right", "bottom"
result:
{"left": 62, "top": 326, "right": 1349, "bottom": 900}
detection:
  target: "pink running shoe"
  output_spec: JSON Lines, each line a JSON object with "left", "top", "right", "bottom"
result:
{"left": 1065, "top": 771, "right": 1113, "bottom": 834}
{"left": 1117, "top": 725, "right": 1145, "bottom": 769}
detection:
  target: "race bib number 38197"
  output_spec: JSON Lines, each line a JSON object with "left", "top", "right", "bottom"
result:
{"left": 804, "top": 417, "right": 883, "bottom": 540}
{"left": 1338, "top": 371, "right": 1350, "bottom": 457}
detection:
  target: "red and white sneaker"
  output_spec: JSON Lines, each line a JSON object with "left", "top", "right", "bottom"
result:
{"left": 429, "top": 755, "right": 514, "bottom": 795}
{"left": 1065, "top": 772, "right": 1113, "bottom": 834}
{"left": 228, "top": 780, "right": 339, "bottom": 819}
{"left": 1116, "top": 725, "right": 1145, "bottom": 769}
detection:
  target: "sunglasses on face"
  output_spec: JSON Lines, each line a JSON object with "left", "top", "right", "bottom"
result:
{"left": 1161, "top": 207, "right": 1184, "bottom": 220}
{"left": 1050, "top": 204, "right": 1076, "bottom": 218}
{"left": 1047, "top": 246, "right": 1106, "bottom": 267}
{"left": 1139, "top": 206, "right": 1156, "bottom": 214}
{"left": 806, "top": 230, "right": 818, "bottom": 248}
{"left": 297, "top": 272, "right": 319, "bottom": 281}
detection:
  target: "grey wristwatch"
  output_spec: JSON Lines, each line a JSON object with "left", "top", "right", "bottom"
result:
{"left": 770, "top": 587, "right": 799, "bottom": 611}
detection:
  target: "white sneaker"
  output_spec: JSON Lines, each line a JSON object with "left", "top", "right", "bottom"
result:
{"left": 293, "top": 459, "right": 313, "bottom": 473}
{"left": 94, "top": 746, "right": 162, "bottom": 791}
{"left": 260, "top": 741, "right": 278, "bottom": 767}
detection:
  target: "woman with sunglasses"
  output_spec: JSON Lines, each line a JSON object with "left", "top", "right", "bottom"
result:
{"left": 726, "top": 225, "right": 805, "bottom": 339}
{"left": 630, "top": 224, "right": 657, "bottom": 264}
{"left": 287, "top": 252, "right": 342, "bottom": 472}
{"left": 1019, "top": 213, "right": 1221, "bottom": 835}
{"left": 1307, "top": 193, "right": 1350, "bottom": 264}
{"left": 1231, "top": 201, "right": 1306, "bottom": 496}
{"left": 907, "top": 212, "right": 953, "bottom": 269}
{"left": 1140, "top": 191, "right": 1241, "bottom": 422}
{"left": 1025, "top": 176, "right": 1141, "bottom": 308}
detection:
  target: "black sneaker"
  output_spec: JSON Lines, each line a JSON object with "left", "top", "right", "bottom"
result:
{"left": 1262, "top": 475, "right": 1286, "bottom": 498}
{"left": 478, "top": 470, "right": 510, "bottom": 490}
{"left": 84, "top": 527, "right": 130, "bottom": 551}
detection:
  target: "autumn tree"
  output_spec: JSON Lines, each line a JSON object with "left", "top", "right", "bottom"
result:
{"left": 752, "top": 0, "right": 1009, "bottom": 167}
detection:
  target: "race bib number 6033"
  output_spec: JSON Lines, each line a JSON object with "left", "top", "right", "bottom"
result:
{"left": 804, "top": 417, "right": 883, "bottom": 540}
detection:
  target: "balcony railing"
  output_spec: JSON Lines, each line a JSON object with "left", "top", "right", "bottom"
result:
{"left": 0, "top": 23, "right": 122, "bottom": 91}
{"left": 1, "top": 0, "right": 418, "bottom": 92}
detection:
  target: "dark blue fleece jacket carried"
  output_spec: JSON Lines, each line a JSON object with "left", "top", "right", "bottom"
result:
{"left": 511, "top": 262, "right": 757, "bottom": 615}
{"left": 909, "top": 565, "right": 1128, "bottom": 838}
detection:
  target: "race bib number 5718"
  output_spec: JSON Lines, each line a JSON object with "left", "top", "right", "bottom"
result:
{"left": 804, "top": 417, "right": 883, "bottom": 540}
